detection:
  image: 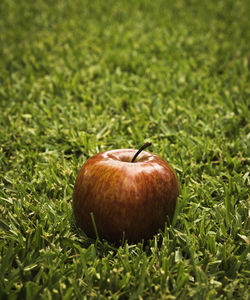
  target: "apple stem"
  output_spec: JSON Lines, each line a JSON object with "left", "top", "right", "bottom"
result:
{"left": 131, "top": 142, "right": 152, "bottom": 163}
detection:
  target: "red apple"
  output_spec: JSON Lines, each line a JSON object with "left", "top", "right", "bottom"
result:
{"left": 73, "top": 143, "right": 179, "bottom": 243}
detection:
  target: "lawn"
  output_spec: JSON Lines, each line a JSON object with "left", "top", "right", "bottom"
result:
{"left": 0, "top": 0, "right": 249, "bottom": 299}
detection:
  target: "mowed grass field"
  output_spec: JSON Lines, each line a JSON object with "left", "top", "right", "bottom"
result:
{"left": 0, "top": 0, "right": 249, "bottom": 299}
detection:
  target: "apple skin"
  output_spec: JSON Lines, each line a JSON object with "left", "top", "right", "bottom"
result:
{"left": 73, "top": 149, "right": 179, "bottom": 243}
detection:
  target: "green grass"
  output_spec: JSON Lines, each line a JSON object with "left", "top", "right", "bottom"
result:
{"left": 0, "top": 0, "right": 250, "bottom": 299}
